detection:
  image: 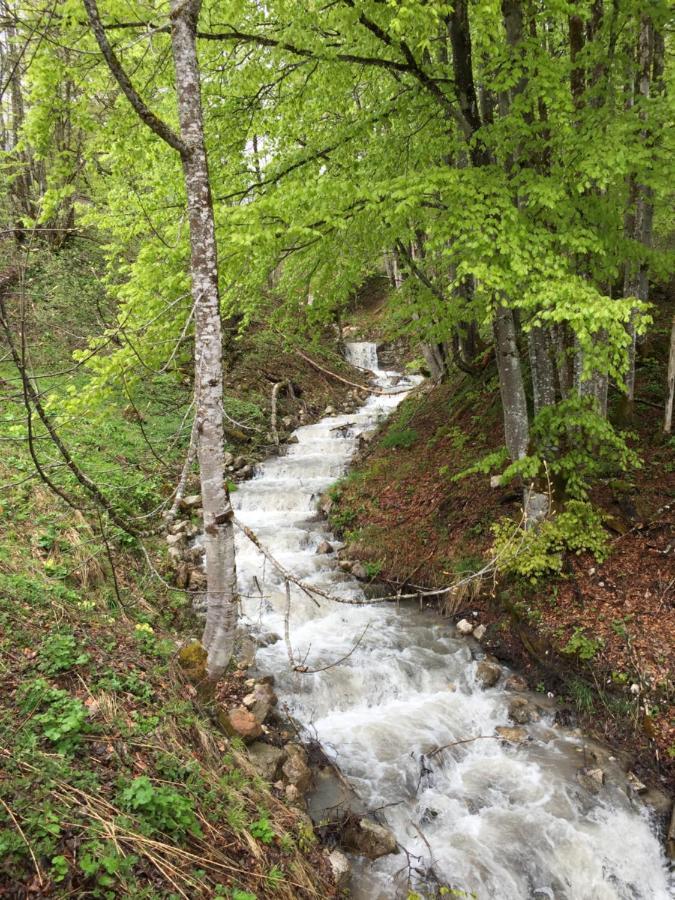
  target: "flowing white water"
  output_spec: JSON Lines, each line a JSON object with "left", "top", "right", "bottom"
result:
{"left": 233, "top": 344, "right": 672, "bottom": 900}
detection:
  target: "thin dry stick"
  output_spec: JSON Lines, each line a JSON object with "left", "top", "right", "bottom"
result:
{"left": 427, "top": 734, "right": 499, "bottom": 759}
{"left": 0, "top": 796, "right": 44, "bottom": 886}
{"left": 293, "top": 346, "right": 410, "bottom": 396}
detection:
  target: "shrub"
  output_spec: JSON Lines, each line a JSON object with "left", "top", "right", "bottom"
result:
{"left": 117, "top": 776, "right": 202, "bottom": 840}
{"left": 491, "top": 501, "right": 608, "bottom": 582}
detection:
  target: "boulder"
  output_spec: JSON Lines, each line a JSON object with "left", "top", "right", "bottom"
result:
{"left": 188, "top": 568, "right": 207, "bottom": 591}
{"left": 327, "top": 849, "right": 351, "bottom": 890}
{"left": 282, "top": 744, "right": 312, "bottom": 794}
{"left": 242, "top": 683, "right": 277, "bottom": 724}
{"left": 476, "top": 660, "right": 502, "bottom": 689}
{"left": 233, "top": 455, "right": 247, "bottom": 470}
{"left": 504, "top": 674, "right": 528, "bottom": 692}
{"left": 577, "top": 767, "right": 605, "bottom": 794}
{"left": 166, "top": 532, "right": 187, "bottom": 549}
{"left": 316, "top": 540, "right": 334, "bottom": 555}
{"left": 223, "top": 707, "right": 262, "bottom": 742}
{"left": 495, "top": 726, "right": 528, "bottom": 744}
{"left": 626, "top": 772, "right": 647, "bottom": 794}
{"left": 247, "top": 742, "right": 287, "bottom": 781}
{"left": 351, "top": 562, "right": 367, "bottom": 580}
{"left": 180, "top": 493, "right": 202, "bottom": 511}
{"left": 338, "top": 559, "right": 353, "bottom": 572}
{"left": 343, "top": 818, "right": 398, "bottom": 860}
{"left": 508, "top": 696, "right": 540, "bottom": 724}
{"left": 473, "top": 624, "right": 487, "bottom": 641}
{"left": 255, "top": 632, "right": 280, "bottom": 648}
{"left": 456, "top": 619, "right": 474, "bottom": 636}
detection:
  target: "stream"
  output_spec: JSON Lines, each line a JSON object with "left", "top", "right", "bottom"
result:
{"left": 232, "top": 342, "right": 672, "bottom": 900}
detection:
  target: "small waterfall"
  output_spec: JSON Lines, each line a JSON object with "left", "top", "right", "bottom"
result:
{"left": 232, "top": 367, "right": 671, "bottom": 899}
{"left": 344, "top": 340, "right": 380, "bottom": 372}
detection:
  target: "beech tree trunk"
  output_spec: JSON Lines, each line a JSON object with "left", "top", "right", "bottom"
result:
{"left": 623, "top": 16, "right": 657, "bottom": 402}
{"left": 493, "top": 303, "right": 529, "bottom": 461}
{"left": 527, "top": 324, "right": 556, "bottom": 414}
{"left": 665, "top": 313, "right": 675, "bottom": 435}
{"left": 85, "top": 0, "right": 238, "bottom": 679}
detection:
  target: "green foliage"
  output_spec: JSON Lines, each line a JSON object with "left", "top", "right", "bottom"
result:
{"left": 37, "top": 631, "right": 90, "bottom": 675}
{"left": 117, "top": 776, "right": 202, "bottom": 841}
{"left": 381, "top": 425, "right": 418, "bottom": 450}
{"left": 249, "top": 815, "right": 275, "bottom": 845}
{"left": 562, "top": 628, "right": 604, "bottom": 661}
{"left": 503, "top": 398, "right": 641, "bottom": 499}
{"left": 363, "top": 560, "right": 383, "bottom": 578}
{"left": 17, "top": 679, "right": 88, "bottom": 753}
{"left": 491, "top": 501, "right": 609, "bottom": 582}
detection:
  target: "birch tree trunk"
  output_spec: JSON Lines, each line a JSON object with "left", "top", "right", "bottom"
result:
{"left": 85, "top": 0, "right": 238, "bottom": 679}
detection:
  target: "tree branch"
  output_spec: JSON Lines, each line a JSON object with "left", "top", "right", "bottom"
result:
{"left": 82, "top": 0, "right": 186, "bottom": 156}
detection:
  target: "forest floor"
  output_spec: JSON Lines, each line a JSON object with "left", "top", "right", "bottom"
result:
{"left": 0, "top": 241, "right": 361, "bottom": 897}
{"left": 329, "top": 303, "right": 675, "bottom": 799}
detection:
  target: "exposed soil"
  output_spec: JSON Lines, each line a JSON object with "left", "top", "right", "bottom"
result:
{"left": 332, "top": 355, "right": 675, "bottom": 796}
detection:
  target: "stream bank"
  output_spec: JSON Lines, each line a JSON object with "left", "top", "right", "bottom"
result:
{"left": 226, "top": 343, "right": 672, "bottom": 900}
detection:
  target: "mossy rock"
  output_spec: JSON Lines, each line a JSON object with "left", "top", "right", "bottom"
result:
{"left": 178, "top": 641, "right": 211, "bottom": 694}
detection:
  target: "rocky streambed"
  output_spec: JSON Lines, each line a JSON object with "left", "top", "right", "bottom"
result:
{"left": 183, "top": 343, "right": 674, "bottom": 899}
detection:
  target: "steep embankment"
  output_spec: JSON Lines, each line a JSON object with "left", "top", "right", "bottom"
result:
{"left": 0, "top": 241, "right": 366, "bottom": 896}
{"left": 328, "top": 354, "right": 675, "bottom": 802}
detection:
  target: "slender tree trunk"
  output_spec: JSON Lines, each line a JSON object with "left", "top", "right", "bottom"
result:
{"left": 623, "top": 16, "right": 657, "bottom": 403}
{"left": 170, "top": 0, "right": 237, "bottom": 679}
{"left": 85, "top": 0, "right": 238, "bottom": 679}
{"left": 528, "top": 324, "right": 556, "bottom": 413}
{"left": 665, "top": 313, "right": 675, "bottom": 435}
{"left": 493, "top": 303, "right": 529, "bottom": 461}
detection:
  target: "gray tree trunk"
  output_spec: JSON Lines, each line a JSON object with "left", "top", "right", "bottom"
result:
{"left": 527, "top": 324, "right": 556, "bottom": 414}
{"left": 623, "top": 16, "right": 657, "bottom": 402}
{"left": 493, "top": 303, "right": 529, "bottom": 461}
{"left": 85, "top": 0, "right": 238, "bottom": 679}
{"left": 665, "top": 313, "right": 675, "bottom": 435}
{"left": 170, "top": 0, "right": 237, "bottom": 679}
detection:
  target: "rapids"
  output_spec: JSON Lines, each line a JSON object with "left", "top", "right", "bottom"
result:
{"left": 232, "top": 344, "right": 672, "bottom": 900}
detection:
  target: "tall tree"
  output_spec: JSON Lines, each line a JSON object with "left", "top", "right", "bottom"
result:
{"left": 84, "top": 0, "right": 237, "bottom": 680}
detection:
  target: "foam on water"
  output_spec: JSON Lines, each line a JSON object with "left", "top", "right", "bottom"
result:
{"left": 235, "top": 343, "right": 672, "bottom": 899}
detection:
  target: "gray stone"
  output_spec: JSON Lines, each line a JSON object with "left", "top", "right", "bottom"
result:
{"left": 247, "top": 742, "right": 286, "bottom": 781}
{"left": 327, "top": 849, "right": 351, "bottom": 890}
{"left": 188, "top": 568, "right": 207, "bottom": 590}
{"left": 626, "top": 771, "right": 647, "bottom": 794}
{"left": 180, "top": 493, "right": 202, "bottom": 510}
{"left": 316, "top": 540, "right": 334, "bottom": 555}
{"left": 504, "top": 674, "right": 528, "bottom": 692}
{"left": 508, "top": 696, "right": 540, "bottom": 724}
{"left": 282, "top": 744, "right": 312, "bottom": 794}
{"left": 166, "top": 532, "right": 187, "bottom": 548}
{"left": 242, "top": 683, "right": 277, "bottom": 724}
{"left": 456, "top": 619, "right": 474, "bottom": 636}
{"left": 495, "top": 726, "right": 528, "bottom": 744}
{"left": 343, "top": 818, "right": 398, "bottom": 860}
{"left": 577, "top": 767, "right": 605, "bottom": 794}
{"left": 473, "top": 624, "right": 487, "bottom": 641}
{"left": 351, "top": 562, "right": 367, "bottom": 580}
{"left": 476, "top": 660, "right": 502, "bottom": 688}
{"left": 233, "top": 455, "right": 247, "bottom": 470}
{"left": 223, "top": 451, "right": 234, "bottom": 467}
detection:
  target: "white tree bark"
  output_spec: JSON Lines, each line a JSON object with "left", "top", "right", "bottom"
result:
{"left": 170, "top": 0, "right": 237, "bottom": 679}
{"left": 665, "top": 313, "right": 675, "bottom": 435}
{"left": 85, "top": 0, "right": 238, "bottom": 679}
